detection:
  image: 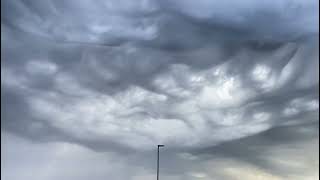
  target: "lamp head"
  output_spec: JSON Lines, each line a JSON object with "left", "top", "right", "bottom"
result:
{"left": 158, "top": 145, "right": 165, "bottom": 147}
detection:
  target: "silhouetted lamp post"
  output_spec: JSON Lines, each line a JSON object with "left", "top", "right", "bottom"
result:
{"left": 157, "top": 145, "right": 165, "bottom": 180}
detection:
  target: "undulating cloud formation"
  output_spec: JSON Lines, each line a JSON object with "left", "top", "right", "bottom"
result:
{"left": 1, "top": 0, "right": 319, "bottom": 179}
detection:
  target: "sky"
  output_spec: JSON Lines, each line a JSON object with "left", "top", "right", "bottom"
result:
{"left": 1, "top": 0, "right": 319, "bottom": 180}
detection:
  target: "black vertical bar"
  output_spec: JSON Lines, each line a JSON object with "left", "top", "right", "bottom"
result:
{"left": 157, "top": 146, "right": 159, "bottom": 180}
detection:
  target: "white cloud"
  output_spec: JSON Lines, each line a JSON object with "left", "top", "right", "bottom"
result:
{"left": 283, "top": 98, "right": 319, "bottom": 117}
{"left": 189, "top": 172, "right": 207, "bottom": 178}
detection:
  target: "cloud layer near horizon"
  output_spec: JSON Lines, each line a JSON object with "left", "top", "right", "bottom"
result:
{"left": 1, "top": 0, "right": 319, "bottom": 179}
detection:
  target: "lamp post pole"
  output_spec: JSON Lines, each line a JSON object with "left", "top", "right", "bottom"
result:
{"left": 157, "top": 145, "right": 165, "bottom": 180}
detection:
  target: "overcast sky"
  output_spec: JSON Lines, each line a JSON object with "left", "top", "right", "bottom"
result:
{"left": 1, "top": 0, "right": 319, "bottom": 180}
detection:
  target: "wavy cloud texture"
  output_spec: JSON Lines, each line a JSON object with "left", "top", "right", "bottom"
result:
{"left": 1, "top": 0, "right": 319, "bottom": 179}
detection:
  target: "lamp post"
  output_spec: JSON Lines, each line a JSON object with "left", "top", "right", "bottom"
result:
{"left": 157, "top": 145, "right": 165, "bottom": 180}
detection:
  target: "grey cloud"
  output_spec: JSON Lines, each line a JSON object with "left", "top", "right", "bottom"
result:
{"left": 1, "top": 0, "right": 319, "bottom": 179}
{"left": 2, "top": 0, "right": 319, "bottom": 152}
{"left": 159, "top": 0, "right": 318, "bottom": 42}
{"left": 2, "top": 122, "right": 318, "bottom": 180}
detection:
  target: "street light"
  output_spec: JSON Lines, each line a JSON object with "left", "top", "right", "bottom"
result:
{"left": 157, "top": 145, "right": 165, "bottom": 180}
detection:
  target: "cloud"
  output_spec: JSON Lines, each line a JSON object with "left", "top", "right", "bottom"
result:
{"left": 159, "top": 0, "right": 319, "bottom": 42}
{"left": 1, "top": 0, "right": 319, "bottom": 179}
{"left": 1, "top": 0, "right": 319, "bottom": 152}
{"left": 2, "top": 122, "right": 318, "bottom": 180}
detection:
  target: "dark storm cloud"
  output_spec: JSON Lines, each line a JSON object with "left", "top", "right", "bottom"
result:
{"left": 2, "top": 0, "right": 319, "bottom": 150}
{"left": 1, "top": 0, "right": 319, "bottom": 179}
